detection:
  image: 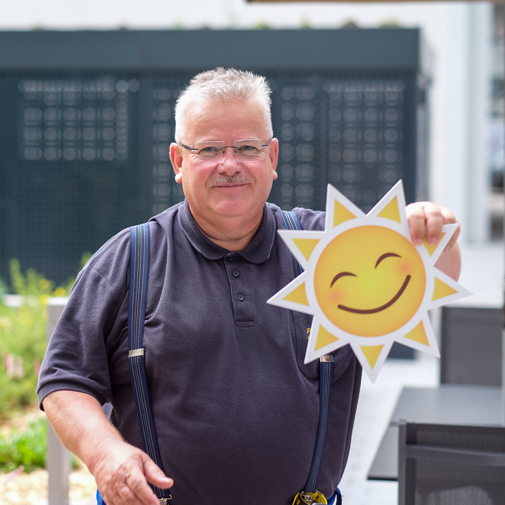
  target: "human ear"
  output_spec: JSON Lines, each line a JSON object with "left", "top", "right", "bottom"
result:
{"left": 269, "top": 138, "right": 279, "bottom": 179}
{"left": 170, "top": 143, "right": 183, "bottom": 184}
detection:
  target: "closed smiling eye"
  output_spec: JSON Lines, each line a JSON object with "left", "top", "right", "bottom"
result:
{"left": 330, "top": 271, "right": 357, "bottom": 288}
{"left": 375, "top": 252, "right": 401, "bottom": 269}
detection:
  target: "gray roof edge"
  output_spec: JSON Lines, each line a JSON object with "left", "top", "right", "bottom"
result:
{"left": 0, "top": 28, "right": 425, "bottom": 73}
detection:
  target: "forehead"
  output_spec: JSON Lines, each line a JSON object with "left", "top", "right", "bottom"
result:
{"left": 184, "top": 98, "right": 269, "bottom": 141}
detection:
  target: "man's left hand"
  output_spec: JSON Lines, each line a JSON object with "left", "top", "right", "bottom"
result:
{"left": 405, "top": 202, "right": 461, "bottom": 280}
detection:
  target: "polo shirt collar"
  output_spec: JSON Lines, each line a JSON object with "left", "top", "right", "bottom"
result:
{"left": 179, "top": 200, "right": 276, "bottom": 264}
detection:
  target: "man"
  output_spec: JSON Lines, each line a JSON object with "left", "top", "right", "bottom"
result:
{"left": 38, "top": 68, "right": 461, "bottom": 505}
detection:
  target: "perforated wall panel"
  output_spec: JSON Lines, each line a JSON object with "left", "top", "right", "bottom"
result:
{"left": 1, "top": 75, "right": 140, "bottom": 282}
{"left": 0, "top": 30, "right": 429, "bottom": 286}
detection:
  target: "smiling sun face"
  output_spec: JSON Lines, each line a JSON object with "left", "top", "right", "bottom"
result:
{"left": 314, "top": 226, "right": 426, "bottom": 337}
{"left": 268, "top": 181, "right": 470, "bottom": 381}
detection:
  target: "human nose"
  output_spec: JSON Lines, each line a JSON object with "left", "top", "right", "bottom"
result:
{"left": 217, "top": 146, "right": 240, "bottom": 174}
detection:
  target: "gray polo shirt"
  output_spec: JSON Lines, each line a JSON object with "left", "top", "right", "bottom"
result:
{"left": 37, "top": 201, "right": 361, "bottom": 505}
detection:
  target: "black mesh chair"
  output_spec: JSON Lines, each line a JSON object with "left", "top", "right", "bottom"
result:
{"left": 398, "top": 421, "right": 505, "bottom": 505}
{"left": 440, "top": 306, "right": 502, "bottom": 386}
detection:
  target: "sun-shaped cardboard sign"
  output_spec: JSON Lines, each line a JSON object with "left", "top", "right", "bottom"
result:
{"left": 268, "top": 180, "right": 470, "bottom": 382}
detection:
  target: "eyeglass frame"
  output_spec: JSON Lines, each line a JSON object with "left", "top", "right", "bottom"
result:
{"left": 178, "top": 138, "right": 273, "bottom": 156}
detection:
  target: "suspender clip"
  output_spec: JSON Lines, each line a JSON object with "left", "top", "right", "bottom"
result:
{"left": 128, "top": 348, "right": 145, "bottom": 358}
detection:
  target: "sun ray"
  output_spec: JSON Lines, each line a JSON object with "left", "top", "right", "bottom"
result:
{"left": 403, "top": 319, "right": 429, "bottom": 346}
{"left": 325, "top": 183, "right": 364, "bottom": 231}
{"left": 397, "top": 314, "right": 440, "bottom": 357}
{"left": 304, "top": 318, "right": 348, "bottom": 363}
{"left": 424, "top": 234, "right": 445, "bottom": 257}
{"left": 276, "top": 230, "right": 326, "bottom": 270}
{"left": 377, "top": 196, "right": 402, "bottom": 223}
{"left": 283, "top": 281, "right": 309, "bottom": 306}
{"left": 267, "top": 274, "right": 314, "bottom": 315}
{"left": 293, "top": 238, "right": 320, "bottom": 261}
{"left": 422, "top": 223, "right": 459, "bottom": 264}
{"left": 353, "top": 340, "right": 394, "bottom": 382}
{"left": 333, "top": 199, "right": 360, "bottom": 228}
{"left": 432, "top": 277, "right": 458, "bottom": 300}
{"left": 360, "top": 344, "right": 384, "bottom": 368}
{"left": 315, "top": 325, "right": 339, "bottom": 351}
{"left": 368, "top": 180, "right": 407, "bottom": 225}
{"left": 428, "top": 270, "right": 471, "bottom": 309}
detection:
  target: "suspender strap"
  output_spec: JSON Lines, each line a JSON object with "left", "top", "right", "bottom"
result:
{"left": 305, "top": 354, "right": 334, "bottom": 493}
{"left": 281, "top": 211, "right": 334, "bottom": 497}
{"left": 128, "top": 223, "right": 171, "bottom": 502}
{"left": 281, "top": 211, "right": 303, "bottom": 277}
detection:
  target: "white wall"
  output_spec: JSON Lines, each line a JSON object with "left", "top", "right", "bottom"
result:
{"left": 0, "top": 0, "right": 496, "bottom": 242}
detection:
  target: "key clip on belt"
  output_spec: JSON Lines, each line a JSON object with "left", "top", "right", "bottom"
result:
{"left": 292, "top": 490, "right": 328, "bottom": 504}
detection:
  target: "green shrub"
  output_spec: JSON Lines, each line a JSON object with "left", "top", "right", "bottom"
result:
{"left": 0, "top": 418, "right": 47, "bottom": 472}
{"left": 0, "top": 257, "right": 90, "bottom": 471}
{"left": 0, "top": 259, "right": 78, "bottom": 420}
{"left": 0, "top": 418, "right": 79, "bottom": 472}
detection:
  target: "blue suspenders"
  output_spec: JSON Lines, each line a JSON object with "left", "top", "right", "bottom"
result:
{"left": 281, "top": 212, "right": 340, "bottom": 505}
{"left": 122, "top": 213, "right": 341, "bottom": 505}
{"left": 128, "top": 223, "right": 172, "bottom": 504}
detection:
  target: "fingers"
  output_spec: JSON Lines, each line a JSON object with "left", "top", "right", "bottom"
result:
{"left": 92, "top": 441, "right": 173, "bottom": 505}
{"left": 440, "top": 207, "right": 461, "bottom": 249}
{"left": 143, "top": 457, "right": 174, "bottom": 490}
{"left": 114, "top": 468, "right": 155, "bottom": 505}
{"left": 405, "top": 201, "right": 460, "bottom": 248}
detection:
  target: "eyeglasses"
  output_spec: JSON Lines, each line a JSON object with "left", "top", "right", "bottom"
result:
{"left": 179, "top": 139, "right": 271, "bottom": 161}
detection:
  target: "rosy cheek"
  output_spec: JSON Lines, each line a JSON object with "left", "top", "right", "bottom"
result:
{"left": 397, "top": 260, "right": 413, "bottom": 276}
{"left": 329, "top": 289, "right": 345, "bottom": 304}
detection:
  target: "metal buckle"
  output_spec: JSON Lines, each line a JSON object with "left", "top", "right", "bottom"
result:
{"left": 128, "top": 348, "right": 145, "bottom": 358}
{"left": 292, "top": 490, "right": 327, "bottom": 505}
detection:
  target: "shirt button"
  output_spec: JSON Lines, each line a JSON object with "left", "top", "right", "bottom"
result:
{"left": 232, "top": 270, "right": 240, "bottom": 277}
{"left": 237, "top": 293, "right": 245, "bottom": 301}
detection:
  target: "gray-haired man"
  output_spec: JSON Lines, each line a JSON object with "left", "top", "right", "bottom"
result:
{"left": 38, "top": 68, "right": 461, "bottom": 505}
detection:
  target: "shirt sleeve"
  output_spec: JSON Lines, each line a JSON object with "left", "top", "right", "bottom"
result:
{"left": 292, "top": 206, "right": 326, "bottom": 232}
{"left": 37, "top": 228, "right": 131, "bottom": 409}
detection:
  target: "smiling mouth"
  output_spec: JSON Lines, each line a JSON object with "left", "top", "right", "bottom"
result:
{"left": 338, "top": 275, "right": 411, "bottom": 314}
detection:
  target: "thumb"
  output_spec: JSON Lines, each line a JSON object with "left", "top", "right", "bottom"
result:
{"left": 143, "top": 458, "right": 174, "bottom": 489}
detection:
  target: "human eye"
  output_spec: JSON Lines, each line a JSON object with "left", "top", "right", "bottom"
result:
{"left": 197, "top": 145, "right": 220, "bottom": 156}
{"left": 236, "top": 140, "right": 263, "bottom": 157}
{"left": 238, "top": 144, "right": 259, "bottom": 153}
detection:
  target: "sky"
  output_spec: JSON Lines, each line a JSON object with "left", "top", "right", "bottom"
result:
{"left": 0, "top": 0, "right": 455, "bottom": 32}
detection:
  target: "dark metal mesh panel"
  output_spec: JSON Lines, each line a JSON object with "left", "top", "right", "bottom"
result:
{"left": 270, "top": 74, "right": 324, "bottom": 211}
{"left": 1, "top": 74, "right": 140, "bottom": 284}
{"left": 269, "top": 72, "right": 414, "bottom": 213}
{"left": 137, "top": 74, "right": 191, "bottom": 217}
{"left": 0, "top": 68, "right": 427, "bottom": 286}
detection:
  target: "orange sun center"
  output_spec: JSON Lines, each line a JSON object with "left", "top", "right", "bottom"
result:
{"left": 313, "top": 225, "right": 426, "bottom": 337}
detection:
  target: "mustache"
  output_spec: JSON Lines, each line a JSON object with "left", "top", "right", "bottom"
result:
{"left": 212, "top": 175, "right": 250, "bottom": 185}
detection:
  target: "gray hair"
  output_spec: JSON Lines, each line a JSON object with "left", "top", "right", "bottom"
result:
{"left": 174, "top": 67, "right": 273, "bottom": 143}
